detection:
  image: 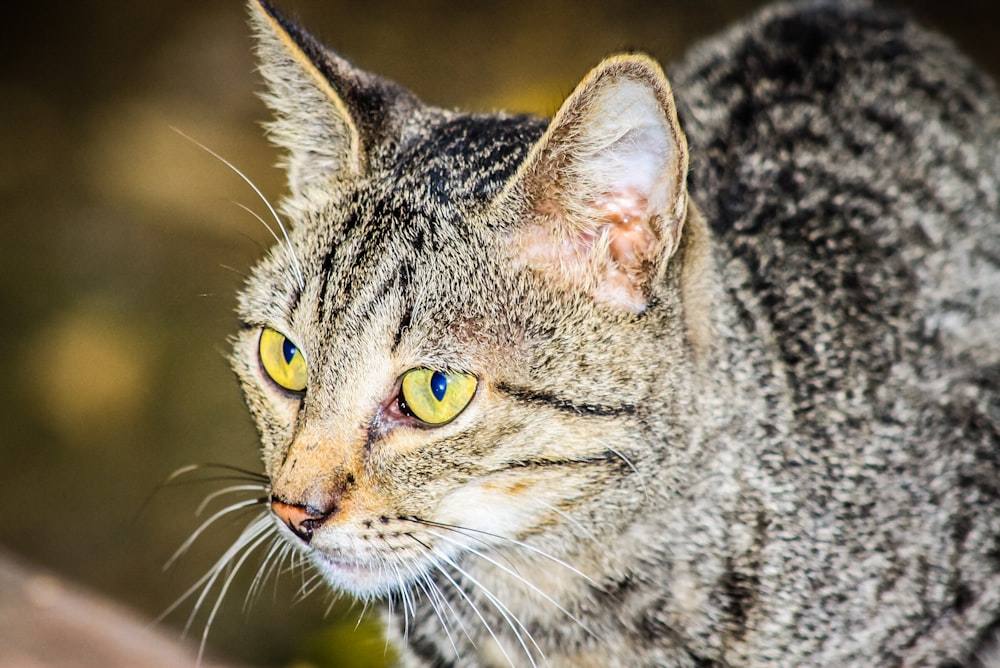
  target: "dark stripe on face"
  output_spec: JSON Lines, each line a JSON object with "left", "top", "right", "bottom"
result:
{"left": 335, "top": 257, "right": 412, "bottom": 351}
{"left": 502, "top": 451, "right": 629, "bottom": 472}
{"left": 317, "top": 196, "right": 413, "bottom": 324}
{"left": 393, "top": 305, "right": 414, "bottom": 352}
{"left": 494, "top": 381, "right": 638, "bottom": 418}
{"left": 390, "top": 261, "right": 413, "bottom": 352}
{"left": 316, "top": 240, "right": 343, "bottom": 323}
{"left": 315, "top": 207, "right": 367, "bottom": 322}
{"left": 287, "top": 280, "right": 303, "bottom": 316}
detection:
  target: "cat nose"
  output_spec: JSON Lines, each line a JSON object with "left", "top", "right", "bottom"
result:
{"left": 270, "top": 498, "right": 336, "bottom": 543}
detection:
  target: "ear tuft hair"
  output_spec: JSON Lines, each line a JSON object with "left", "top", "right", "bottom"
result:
{"left": 248, "top": 0, "right": 417, "bottom": 200}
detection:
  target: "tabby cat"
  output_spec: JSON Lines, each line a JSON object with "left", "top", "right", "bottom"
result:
{"left": 222, "top": 0, "right": 1000, "bottom": 665}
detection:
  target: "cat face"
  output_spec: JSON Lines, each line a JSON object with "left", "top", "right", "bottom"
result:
{"left": 232, "top": 0, "right": 698, "bottom": 600}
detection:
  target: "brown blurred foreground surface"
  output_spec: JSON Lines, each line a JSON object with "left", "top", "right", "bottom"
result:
{"left": 0, "top": 549, "right": 232, "bottom": 668}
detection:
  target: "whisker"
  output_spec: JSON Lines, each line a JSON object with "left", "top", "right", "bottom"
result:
{"left": 231, "top": 200, "right": 285, "bottom": 250}
{"left": 160, "top": 474, "right": 268, "bottom": 491}
{"left": 536, "top": 500, "right": 597, "bottom": 541}
{"left": 322, "top": 588, "right": 343, "bottom": 619}
{"left": 197, "top": 484, "right": 267, "bottom": 516}
{"left": 135, "top": 464, "right": 266, "bottom": 527}
{"left": 297, "top": 568, "right": 328, "bottom": 602}
{"left": 171, "top": 127, "right": 305, "bottom": 289}
{"left": 391, "top": 562, "right": 412, "bottom": 642}
{"left": 244, "top": 535, "right": 286, "bottom": 612}
{"left": 403, "top": 539, "right": 475, "bottom": 662}
{"left": 409, "top": 567, "right": 463, "bottom": 659}
{"left": 424, "top": 554, "right": 516, "bottom": 668}
{"left": 356, "top": 598, "right": 371, "bottom": 630}
{"left": 417, "top": 522, "right": 524, "bottom": 578}
{"left": 433, "top": 550, "right": 542, "bottom": 668}
{"left": 405, "top": 534, "right": 473, "bottom": 648}
{"left": 157, "top": 513, "right": 271, "bottom": 626}
{"left": 165, "top": 463, "right": 269, "bottom": 485}
{"left": 217, "top": 263, "right": 251, "bottom": 280}
{"left": 427, "top": 530, "right": 597, "bottom": 641}
{"left": 384, "top": 584, "right": 396, "bottom": 655}
{"left": 165, "top": 497, "right": 266, "bottom": 571}
{"left": 599, "top": 443, "right": 649, "bottom": 500}
{"left": 429, "top": 578, "right": 473, "bottom": 647}
{"left": 400, "top": 517, "right": 597, "bottom": 586}
{"left": 275, "top": 542, "right": 299, "bottom": 603}
{"left": 196, "top": 522, "right": 276, "bottom": 665}
{"left": 185, "top": 517, "right": 273, "bottom": 635}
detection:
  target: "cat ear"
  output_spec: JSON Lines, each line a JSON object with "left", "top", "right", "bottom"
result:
{"left": 509, "top": 55, "right": 690, "bottom": 312}
{"left": 248, "top": 0, "right": 415, "bottom": 199}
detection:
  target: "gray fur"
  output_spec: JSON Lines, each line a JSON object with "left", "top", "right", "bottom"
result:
{"left": 229, "top": 1, "right": 1000, "bottom": 665}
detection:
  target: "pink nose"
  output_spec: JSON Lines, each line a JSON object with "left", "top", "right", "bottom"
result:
{"left": 270, "top": 499, "right": 331, "bottom": 543}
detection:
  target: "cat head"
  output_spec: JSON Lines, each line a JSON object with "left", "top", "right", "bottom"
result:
{"left": 232, "top": 0, "right": 707, "bottom": 597}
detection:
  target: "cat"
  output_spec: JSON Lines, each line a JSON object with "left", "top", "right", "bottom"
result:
{"left": 220, "top": 0, "right": 1000, "bottom": 665}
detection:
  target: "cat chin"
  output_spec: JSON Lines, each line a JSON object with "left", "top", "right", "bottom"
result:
{"left": 309, "top": 551, "right": 403, "bottom": 598}
{"left": 308, "top": 545, "right": 453, "bottom": 600}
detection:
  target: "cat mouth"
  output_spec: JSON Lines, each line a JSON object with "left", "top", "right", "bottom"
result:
{"left": 313, "top": 553, "right": 377, "bottom": 580}
{"left": 305, "top": 538, "right": 443, "bottom": 598}
{"left": 304, "top": 550, "right": 394, "bottom": 596}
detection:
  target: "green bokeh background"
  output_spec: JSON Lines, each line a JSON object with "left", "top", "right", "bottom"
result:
{"left": 1, "top": 0, "right": 996, "bottom": 665}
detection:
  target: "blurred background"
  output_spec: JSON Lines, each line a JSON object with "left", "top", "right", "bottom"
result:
{"left": 0, "top": 0, "right": 996, "bottom": 665}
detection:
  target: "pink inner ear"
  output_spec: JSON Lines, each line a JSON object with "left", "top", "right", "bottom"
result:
{"left": 515, "top": 188, "right": 659, "bottom": 313}
{"left": 521, "top": 189, "right": 657, "bottom": 272}
{"left": 594, "top": 189, "right": 657, "bottom": 272}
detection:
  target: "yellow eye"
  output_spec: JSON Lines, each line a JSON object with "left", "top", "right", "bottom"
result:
{"left": 399, "top": 369, "right": 477, "bottom": 425}
{"left": 259, "top": 328, "right": 307, "bottom": 392}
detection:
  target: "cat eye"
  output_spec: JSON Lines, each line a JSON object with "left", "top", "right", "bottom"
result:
{"left": 259, "top": 327, "right": 308, "bottom": 392}
{"left": 398, "top": 369, "right": 477, "bottom": 425}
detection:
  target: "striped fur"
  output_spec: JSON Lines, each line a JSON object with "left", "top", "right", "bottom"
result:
{"left": 227, "top": 1, "right": 1000, "bottom": 665}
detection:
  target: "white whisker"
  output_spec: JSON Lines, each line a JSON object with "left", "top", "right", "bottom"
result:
{"left": 165, "top": 497, "right": 264, "bottom": 571}
{"left": 536, "top": 500, "right": 598, "bottom": 541}
{"left": 384, "top": 584, "right": 397, "bottom": 654}
{"left": 196, "top": 522, "right": 276, "bottom": 665}
{"left": 244, "top": 535, "right": 286, "bottom": 611}
{"left": 185, "top": 517, "right": 274, "bottom": 635}
{"left": 434, "top": 551, "right": 544, "bottom": 668}
{"left": 196, "top": 484, "right": 266, "bottom": 516}
{"left": 157, "top": 513, "right": 271, "bottom": 627}
{"left": 269, "top": 541, "right": 296, "bottom": 601}
{"left": 410, "top": 568, "right": 463, "bottom": 659}
{"left": 171, "top": 127, "right": 305, "bottom": 289}
{"left": 297, "top": 567, "right": 328, "bottom": 602}
{"left": 403, "top": 518, "right": 597, "bottom": 586}
{"left": 356, "top": 598, "right": 371, "bottom": 630}
{"left": 391, "top": 562, "right": 412, "bottom": 642}
{"left": 406, "top": 535, "right": 474, "bottom": 647}
{"left": 165, "top": 464, "right": 202, "bottom": 484}
{"left": 231, "top": 200, "right": 284, "bottom": 249}
{"left": 427, "top": 557, "right": 516, "bottom": 668}
{"left": 322, "top": 588, "right": 343, "bottom": 618}
{"left": 163, "top": 463, "right": 269, "bottom": 486}
{"left": 600, "top": 443, "right": 648, "bottom": 500}
{"left": 427, "top": 530, "right": 597, "bottom": 641}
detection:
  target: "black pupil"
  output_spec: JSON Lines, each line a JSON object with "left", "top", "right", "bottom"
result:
{"left": 430, "top": 371, "right": 447, "bottom": 402}
{"left": 282, "top": 338, "right": 297, "bottom": 364}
